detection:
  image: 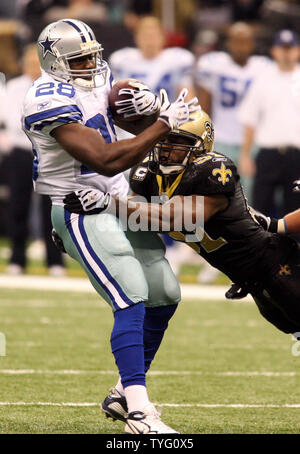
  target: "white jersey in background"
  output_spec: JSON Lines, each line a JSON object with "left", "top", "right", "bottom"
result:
{"left": 109, "top": 47, "right": 195, "bottom": 102}
{"left": 22, "top": 70, "right": 129, "bottom": 204}
{"left": 195, "top": 51, "right": 270, "bottom": 145}
{"left": 5, "top": 74, "right": 33, "bottom": 151}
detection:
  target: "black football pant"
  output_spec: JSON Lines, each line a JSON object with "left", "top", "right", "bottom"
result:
{"left": 253, "top": 147, "right": 300, "bottom": 218}
{"left": 8, "top": 147, "right": 64, "bottom": 268}
{"left": 251, "top": 236, "right": 300, "bottom": 334}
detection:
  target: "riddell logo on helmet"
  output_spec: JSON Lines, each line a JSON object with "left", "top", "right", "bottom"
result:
{"left": 80, "top": 41, "right": 98, "bottom": 51}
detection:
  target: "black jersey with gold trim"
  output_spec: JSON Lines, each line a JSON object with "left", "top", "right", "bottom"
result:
{"left": 130, "top": 152, "right": 272, "bottom": 283}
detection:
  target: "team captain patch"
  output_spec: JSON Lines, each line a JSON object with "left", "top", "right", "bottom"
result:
{"left": 212, "top": 163, "right": 232, "bottom": 186}
{"left": 132, "top": 166, "right": 148, "bottom": 181}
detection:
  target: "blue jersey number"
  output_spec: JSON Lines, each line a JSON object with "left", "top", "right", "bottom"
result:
{"left": 36, "top": 82, "right": 75, "bottom": 98}
{"left": 81, "top": 112, "right": 116, "bottom": 175}
{"left": 127, "top": 72, "right": 173, "bottom": 99}
{"left": 220, "top": 76, "right": 251, "bottom": 108}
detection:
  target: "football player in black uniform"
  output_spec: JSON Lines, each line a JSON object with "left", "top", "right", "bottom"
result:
{"left": 64, "top": 110, "right": 300, "bottom": 337}
{"left": 61, "top": 110, "right": 300, "bottom": 425}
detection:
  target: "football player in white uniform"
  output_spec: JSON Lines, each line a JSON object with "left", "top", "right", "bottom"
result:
{"left": 194, "top": 22, "right": 270, "bottom": 283}
{"left": 22, "top": 18, "right": 200, "bottom": 434}
{"left": 195, "top": 22, "right": 269, "bottom": 191}
{"left": 109, "top": 16, "right": 195, "bottom": 104}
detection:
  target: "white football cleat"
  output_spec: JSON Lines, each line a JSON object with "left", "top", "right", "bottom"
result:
{"left": 124, "top": 403, "right": 179, "bottom": 434}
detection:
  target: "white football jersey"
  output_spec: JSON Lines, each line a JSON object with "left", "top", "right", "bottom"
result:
{"left": 109, "top": 47, "right": 195, "bottom": 102}
{"left": 22, "top": 70, "right": 129, "bottom": 204}
{"left": 195, "top": 52, "right": 271, "bottom": 144}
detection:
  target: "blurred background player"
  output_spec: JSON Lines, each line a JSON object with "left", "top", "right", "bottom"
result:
{"left": 195, "top": 22, "right": 269, "bottom": 193}
{"left": 3, "top": 44, "right": 65, "bottom": 276}
{"left": 194, "top": 22, "right": 269, "bottom": 283}
{"left": 109, "top": 16, "right": 196, "bottom": 104}
{"left": 109, "top": 15, "right": 197, "bottom": 277}
{"left": 239, "top": 29, "right": 300, "bottom": 223}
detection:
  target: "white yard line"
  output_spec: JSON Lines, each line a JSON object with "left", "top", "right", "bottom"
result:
{"left": 0, "top": 401, "right": 299, "bottom": 408}
{"left": 0, "top": 369, "right": 297, "bottom": 376}
{"left": 0, "top": 274, "right": 253, "bottom": 302}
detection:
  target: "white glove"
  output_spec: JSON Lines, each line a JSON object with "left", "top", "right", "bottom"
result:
{"left": 63, "top": 189, "right": 111, "bottom": 215}
{"left": 158, "top": 88, "right": 200, "bottom": 130}
{"left": 115, "top": 80, "right": 160, "bottom": 118}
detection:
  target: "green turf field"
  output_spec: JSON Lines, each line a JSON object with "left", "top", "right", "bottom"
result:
{"left": 0, "top": 287, "right": 300, "bottom": 434}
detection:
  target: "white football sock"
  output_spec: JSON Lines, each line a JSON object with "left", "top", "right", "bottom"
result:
{"left": 124, "top": 385, "right": 150, "bottom": 414}
{"left": 115, "top": 377, "right": 124, "bottom": 396}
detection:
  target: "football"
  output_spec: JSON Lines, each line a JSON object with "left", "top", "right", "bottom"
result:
{"left": 109, "top": 78, "right": 159, "bottom": 134}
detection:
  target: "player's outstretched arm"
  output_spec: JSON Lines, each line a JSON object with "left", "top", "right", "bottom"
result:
{"left": 64, "top": 189, "right": 228, "bottom": 231}
{"left": 118, "top": 194, "right": 228, "bottom": 231}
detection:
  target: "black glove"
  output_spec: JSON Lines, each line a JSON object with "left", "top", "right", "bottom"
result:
{"left": 293, "top": 179, "right": 300, "bottom": 192}
{"left": 64, "top": 189, "right": 111, "bottom": 215}
{"left": 225, "top": 283, "right": 249, "bottom": 300}
{"left": 249, "top": 206, "right": 278, "bottom": 233}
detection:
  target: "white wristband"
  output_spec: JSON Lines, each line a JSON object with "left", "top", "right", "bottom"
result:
{"left": 277, "top": 218, "right": 287, "bottom": 234}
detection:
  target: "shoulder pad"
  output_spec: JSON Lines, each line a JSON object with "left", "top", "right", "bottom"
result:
{"left": 166, "top": 47, "right": 195, "bottom": 65}
{"left": 129, "top": 160, "right": 152, "bottom": 197}
{"left": 23, "top": 77, "right": 82, "bottom": 134}
{"left": 190, "top": 152, "right": 237, "bottom": 196}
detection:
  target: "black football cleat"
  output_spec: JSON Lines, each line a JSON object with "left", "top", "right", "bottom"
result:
{"left": 101, "top": 388, "right": 128, "bottom": 422}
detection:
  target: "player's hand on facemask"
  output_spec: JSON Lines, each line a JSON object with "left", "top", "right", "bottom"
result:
{"left": 158, "top": 88, "right": 200, "bottom": 130}
{"left": 63, "top": 189, "right": 111, "bottom": 215}
{"left": 115, "top": 80, "right": 160, "bottom": 118}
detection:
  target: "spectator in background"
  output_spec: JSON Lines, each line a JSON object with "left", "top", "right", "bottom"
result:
{"left": 191, "top": 29, "right": 218, "bottom": 60}
{"left": 21, "top": 0, "right": 135, "bottom": 57}
{"left": 43, "top": 0, "right": 107, "bottom": 23}
{"left": 262, "top": 0, "right": 300, "bottom": 34}
{"left": 239, "top": 30, "right": 300, "bottom": 220}
{"left": 192, "top": 0, "right": 231, "bottom": 35}
{"left": 19, "top": 0, "right": 66, "bottom": 40}
{"left": 4, "top": 44, "right": 65, "bottom": 276}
